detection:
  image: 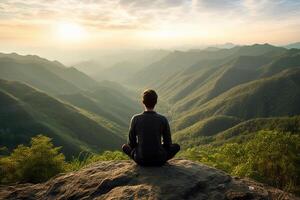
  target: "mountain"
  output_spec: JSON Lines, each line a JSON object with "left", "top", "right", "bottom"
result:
{"left": 0, "top": 52, "right": 140, "bottom": 128}
{"left": 173, "top": 115, "right": 242, "bottom": 147}
{"left": 126, "top": 50, "right": 227, "bottom": 87}
{"left": 59, "top": 84, "right": 140, "bottom": 129}
{"left": 118, "top": 44, "right": 300, "bottom": 153}
{"left": 0, "top": 159, "right": 296, "bottom": 200}
{"left": 0, "top": 53, "right": 98, "bottom": 94}
{"left": 214, "top": 42, "right": 236, "bottom": 49}
{"left": 285, "top": 42, "right": 300, "bottom": 49}
{"left": 94, "top": 61, "right": 142, "bottom": 82}
{"left": 214, "top": 116, "right": 300, "bottom": 145}
{"left": 2, "top": 45, "right": 300, "bottom": 152}
{"left": 141, "top": 46, "right": 298, "bottom": 122}
{"left": 0, "top": 79, "right": 125, "bottom": 157}
{"left": 72, "top": 60, "right": 106, "bottom": 77}
{"left": 175, "top": 115, "right": 300, "bottom": 148}
{"left": 203, "top": 47, "right": 222, "bottom": 52}
{"left": 172, "top": 51, "right": 299, "bottom": 115}
{"left": 160, "top": 45, "right": 287, "bottom": 105}
{"left": 127, "top": 44, "right": 286, "bottom": 87}
{"left": 73, "top": 49, "right": 170, "bottom": 82}
{"left": 174, "top": 68, "right": 300, "bottom": 131}
{"left": 202, "top": 43, "right": 236, "bottom": 50}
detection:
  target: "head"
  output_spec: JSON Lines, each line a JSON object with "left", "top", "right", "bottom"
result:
{"left": 142, "top": 89, "right": 158, "bottom": 110}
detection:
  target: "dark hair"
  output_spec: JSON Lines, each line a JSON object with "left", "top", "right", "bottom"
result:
{"left": 142, "top": 89, "right": 158, "bottom": 109}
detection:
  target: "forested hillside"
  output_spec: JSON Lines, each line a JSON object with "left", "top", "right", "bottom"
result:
{"left": 0, "top": 53, "right": 141, "bottom": 157}
{"left": 0, "top": 79, "right": 125, "bottom": 157}
{"left": 124, "top": 45, "right": 300, "bottom": 156}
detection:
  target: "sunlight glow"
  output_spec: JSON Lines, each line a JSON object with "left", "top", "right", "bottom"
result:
{"left": 56, "top": 22, "right": 87, "bottom": 42}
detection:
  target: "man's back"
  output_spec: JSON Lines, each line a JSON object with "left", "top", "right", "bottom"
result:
{"left": 122, "top": 89, "right": 180, "bottom": 166}
{"left": 129, "top": 111, "right": 171, "bottom": 162}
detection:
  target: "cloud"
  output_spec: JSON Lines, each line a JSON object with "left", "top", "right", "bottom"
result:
{"left": 0, "top": 0, "right": 298, "bottom": 28}
{"left": 0, "top": 0, "right": 299, "bottom": 47}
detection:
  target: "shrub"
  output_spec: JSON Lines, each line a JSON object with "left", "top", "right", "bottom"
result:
{"left": 0, "top": 135, "right": 67, "bottom": 184}
{"left": 180, "top": 131, "right": 300, "bottom": 193}
{"left": 239, "top": 131, "right": 300, "bottom": 190}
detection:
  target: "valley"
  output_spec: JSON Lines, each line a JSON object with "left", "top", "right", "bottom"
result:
{"left": 1, "top": 44, "right": 300, "bottom": 156}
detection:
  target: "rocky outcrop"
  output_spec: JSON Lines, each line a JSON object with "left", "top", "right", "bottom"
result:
{"left": 0, "top": 159, "right": 297, "bottom": 200}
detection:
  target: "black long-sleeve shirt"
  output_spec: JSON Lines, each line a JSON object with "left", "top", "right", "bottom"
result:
{"left": 128, "top": 111, "right": 172, "bottom": 161}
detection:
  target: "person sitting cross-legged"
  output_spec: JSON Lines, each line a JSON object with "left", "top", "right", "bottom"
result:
{"left": 122, "top": 89, "right": 180, "bottom": 166}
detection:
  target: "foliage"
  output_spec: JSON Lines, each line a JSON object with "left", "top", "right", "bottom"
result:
{"left": 179, "top": 131, "right": 300, "bottom": 193}
{"left": 0, "top": 135, "right": 67, "bottom": 184}
{"left": 0, "top": 134, "right": 128, "bottom": 184}
{"left": 216, "top": 116, "right": 300, "bottom": 143}
{"left": 174, "top": 115, "right": 241, "bottom": 148}
{"left": 67, "top": 151, "right": 129, "bottom": 171}
{"left": 174, "top": 63, "right": 300, "bottom": 131}
{"left": 0, "top": 79, "right": 125, "bottom": 158}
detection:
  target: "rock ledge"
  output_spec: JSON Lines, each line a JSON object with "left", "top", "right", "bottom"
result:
{"left": 0, "top": 159, "right": 297, "bottom": 200}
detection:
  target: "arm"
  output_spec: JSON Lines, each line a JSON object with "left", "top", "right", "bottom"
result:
{"left": 162, "top": 117, "right": 172, "bottom": 148}
{"left": 128, "top": 116, "right": 137, "bottom": 148}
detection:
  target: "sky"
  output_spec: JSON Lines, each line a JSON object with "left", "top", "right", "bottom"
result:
{"left": 0, "top": 0, "right": 300, "bottom": 63}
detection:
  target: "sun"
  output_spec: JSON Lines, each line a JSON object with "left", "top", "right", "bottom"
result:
{"left": 56, "top": 22, "right": 87, "bottom": 41}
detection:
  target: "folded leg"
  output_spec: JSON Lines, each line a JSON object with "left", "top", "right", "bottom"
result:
{"left": 165, "top": 143, "right": 180, "bottom": 160}
{"left": 122, "top": 144, "right": 134, "bottom": 158}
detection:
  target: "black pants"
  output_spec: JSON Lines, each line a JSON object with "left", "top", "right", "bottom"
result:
{"left": 122, "top": 144, "right": 180, "bottom": 166}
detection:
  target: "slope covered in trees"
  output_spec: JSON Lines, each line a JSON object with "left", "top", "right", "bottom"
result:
{"left": 0, "top": 52, "right": 140, "bottom": 133}
{"left": 127, "top": 44, "right": 286, "bottom": 87}
{"left": 0, "top": 53, "right": 98, "bottom": 94}
{"left": 159, "top": 48, "right": 299, "bottom": 117}
{"left": 175, "top": 116, "right": 300, "bottom": 148}
{"left": 0, "top": 79, "right": 125, "bottom": 157}
{"left": 174, "top": 68, "right": 300, "bottom": 130}
{"left": 124, "top": 45, "right": 300, "bottom": 151}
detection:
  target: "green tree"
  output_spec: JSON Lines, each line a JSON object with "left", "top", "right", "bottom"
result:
{"left": 0, "top": 135, "right": 66, "bottom": 183}
{"left": 180, "top": 131, "right": 300, "bottom": 193}
{"left": 238, "top": 131, "right": 300, "bottom": 190}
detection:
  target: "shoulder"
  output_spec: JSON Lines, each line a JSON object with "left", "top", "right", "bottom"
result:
{"left": 155, "top": 113, "right": 169, "bottom": 122}
{"left": 131, "top": 113, "right": 144, "bottom": 121}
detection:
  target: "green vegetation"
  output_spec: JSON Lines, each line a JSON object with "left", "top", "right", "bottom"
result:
{"left": 174, "top": 115, "right": 241, "bottom": 148}
{"left": 2, "top": 132, "right": 299, "bottom": 195}
{"left": 285, "top": 42, "right": 300, "bottom": 49}
{"left": 175, "top": 116, "right": 300, "bottom": 149}
{"left": 135, "top": 46, "right": 300, "bottom": 132}
{"left": 0, "top": 135, "right": 66, "bottom": 184}
{"left": 0, "top": 53, "right": 98, "bottom": 94}
{"left": 68, "top": 151, "right": 128, "bottom": 171}
{"left": 0, "top": 135, "right": 128, "bottom": 184}
{"left": 0, "top": 79, "right": 125, "bottom": 157}
{"left": 179, "top": 131, "right": 300, "bottom": 194}
{"left": 215, "top": 116, "right": 300, "bottom": 145}
{"left": 0, "top": 52, "right": 139, "bottom": 137}
{"left": 174, "top": 67, "right": 300, "bottom": 130}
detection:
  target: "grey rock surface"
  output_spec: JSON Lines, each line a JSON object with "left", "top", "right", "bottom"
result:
{"left": 0, "top": 159, "right": 298, "bottom": 200}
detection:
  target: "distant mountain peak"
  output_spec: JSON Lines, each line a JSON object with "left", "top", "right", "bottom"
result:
{"left": 285, "top": 41, "right": 300, "bottom": 49}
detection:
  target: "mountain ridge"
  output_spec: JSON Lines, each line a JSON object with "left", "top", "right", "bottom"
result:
{"left": 174, "top": 68, "right": 300, "bottom": 130}
{"left": 0, "top": 79, "right": 125, "bottom": 157}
